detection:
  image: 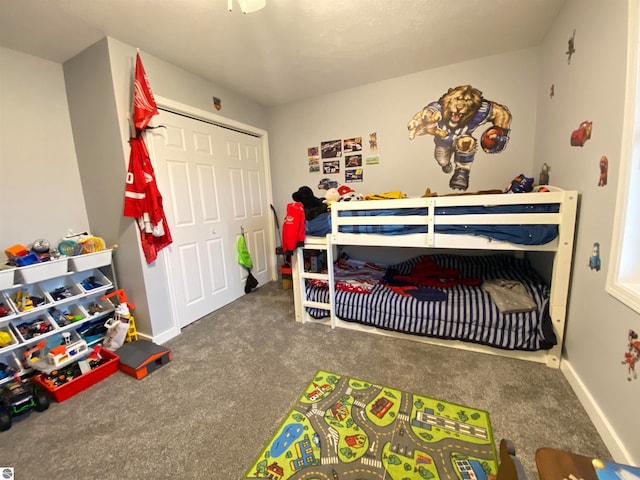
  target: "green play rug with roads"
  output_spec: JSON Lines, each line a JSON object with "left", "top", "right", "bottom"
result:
{"left": 244, "top": 370, "right": 498, "bottom": 480}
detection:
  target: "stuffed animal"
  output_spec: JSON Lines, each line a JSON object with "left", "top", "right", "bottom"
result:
{"left": 337, "top": 185, "right": 364, "bottom": 202}
{"left": 292, "top": 186, "right": 327, "bottom": 220}
{"left": 323, "top": 188, "right": 341, "bottom": 208}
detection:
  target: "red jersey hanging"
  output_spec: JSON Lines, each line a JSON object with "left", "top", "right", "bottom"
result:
{"left": 133, "top": 52, "right": 159, "bottom": 132}
{"left": 124, "top": 136, "right": 172, "bottom": 264}
{"left": 123, "top": 52, "right": 172, "bottom": 264}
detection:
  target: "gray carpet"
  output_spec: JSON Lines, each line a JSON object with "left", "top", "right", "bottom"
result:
{"left": 0, "top": 281, "right": 611, "bottom": 479}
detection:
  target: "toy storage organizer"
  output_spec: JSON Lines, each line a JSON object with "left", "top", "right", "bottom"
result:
{"left": 0, "top": 250, "right": 117, "bottom": 390}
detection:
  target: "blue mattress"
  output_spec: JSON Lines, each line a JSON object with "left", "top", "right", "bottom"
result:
{"left": 306, "top": 203, "right": 560, "bottom": 245}
{"left": 305, "top": 254, "right": 556, "bottom": 351}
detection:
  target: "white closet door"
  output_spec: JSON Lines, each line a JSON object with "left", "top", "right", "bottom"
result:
{"left": 148, "top": 110, "right": 271, "bottom": 328}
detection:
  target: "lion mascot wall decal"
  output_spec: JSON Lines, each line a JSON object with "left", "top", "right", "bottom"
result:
{"left": 408, "top": 84, "right": 512, "bottom": 191}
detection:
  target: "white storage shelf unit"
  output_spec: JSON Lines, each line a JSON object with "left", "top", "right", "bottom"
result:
{"left": 0, "top": 250, "right": 116, "bottom": 386}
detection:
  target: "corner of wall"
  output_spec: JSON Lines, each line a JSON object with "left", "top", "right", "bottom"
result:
{"left": 561, "top": 359, "right": 636, "bottom": 465}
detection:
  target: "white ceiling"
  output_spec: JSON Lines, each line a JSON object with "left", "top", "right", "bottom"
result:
{"left": 0, "top": 0, "right": 566, "bottom": 107}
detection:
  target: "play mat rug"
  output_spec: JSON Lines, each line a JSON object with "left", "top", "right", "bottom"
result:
{"left": 244, "top": 370, "right": 498, "bottom": 480}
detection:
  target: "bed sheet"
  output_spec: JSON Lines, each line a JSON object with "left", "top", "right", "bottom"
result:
{"left": 304, "top": 254, "right": 557, "bottom": 351}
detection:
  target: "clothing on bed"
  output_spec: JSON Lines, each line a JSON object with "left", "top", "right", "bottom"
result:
{"left": 384, "top": 255, "right": 482, "bottom": 288}
{"left": 309, "top": 255, "right": 386, "bottom": 293}
{"left": 363, "top": 191, "right": 407, "bottom": 200}
{"left": 386, "top": 285, "right": 448, "bottom": 301}
{"left": 306, "top": 212, "right": 331, "bottom": 237}
{"left": 482, "top": 279, "right": 537, "bottom": 313}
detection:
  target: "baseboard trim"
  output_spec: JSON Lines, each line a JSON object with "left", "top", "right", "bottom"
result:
{"left": 561, "top": 358, "right": 635, "bottom": 464}
{"left": 138, "top": 326, "right": 180, "bottom": 345}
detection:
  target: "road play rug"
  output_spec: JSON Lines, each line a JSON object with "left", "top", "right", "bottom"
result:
{"left": 244, "top": 370, "right": 498, "bottom": 480}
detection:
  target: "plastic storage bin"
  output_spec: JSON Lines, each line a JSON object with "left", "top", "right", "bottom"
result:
{"left": 0, "top": 292, "right": 17, "bottom": 320}
{"left": 76, "top": 317, "right": 108, "bottom": 346}
{"left": 0, "top": 351, "right": 24, "bottom": 385}
{"left": 49, "top": 304, "right": 87, "bottom": 328}
{"left": 0, "top": 325, "right": 18, "bottom": 352}
{"left": 11, "top": 311, "right": 59, "bottom": 343}
{"left": 68, "top": 249, "right": 113, "bottom": 272}
{"left": 6, "top": 283, "right": 52, "bottom": 314}
{"left": 72, "top": 269, "right": 113, "bottom": 294}
{"left": 16, "top": 257, "right": 69, "bottom": 284}
{"left": 0, "top": 267, "right": 15, "bottom": 290}
{"left": 34, "top": 349, "right": 119, "bottom": 402}
{"left": 39, "top": 276, "right": 83, "bottom": 304}
{"left": 79, "top": 297, "right": 115, "bottom": 318}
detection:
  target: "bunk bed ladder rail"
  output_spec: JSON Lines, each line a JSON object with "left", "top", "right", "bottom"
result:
{"left": 295, "top": 234, "right": 336, "bottom": 328}
{"left": 545, "top": 189, "right": 579, "bottom": 367}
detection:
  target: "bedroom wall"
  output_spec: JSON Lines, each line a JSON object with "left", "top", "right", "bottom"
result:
{"left": 533, "top": 0, "right": 639, "bottom": 465}
{"left": 0, "top": 47, "right": 90, "bottom": 255}
{"left": 266, "top": 47, "right": 542, "bottom": 223}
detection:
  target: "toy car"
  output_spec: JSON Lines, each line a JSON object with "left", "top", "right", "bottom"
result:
{"left": 570, "top": 120, "right": 593, "bottom": 147}
{"left": 0, "top": 303, "right": 12, "bottom": 318}
{"left": 0, "top": 379, "right": 49, "bottom": 431}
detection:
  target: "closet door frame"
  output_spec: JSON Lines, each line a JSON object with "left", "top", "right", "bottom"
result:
{"left": 153, "top": 95, "right": 276, "bottom": 332}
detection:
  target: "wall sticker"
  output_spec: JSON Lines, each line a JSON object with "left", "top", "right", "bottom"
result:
{"left": 408, "top": 85, "right": 512, "bottom": 192}
{"left": 539, "top": 163, "right": 551, "bottom": 185}
{"left": 369, "top": 132, "right": 378, "bottom": 151}
{"left": 598, "top": 155, "right": 609, "bottom": 187}
{"left": 566, "top": 28, "right": 576, "bottom": 64}
{"left": 570, "top": 120, "right": 593, "bottom": 147}
{"left": 588, "top": 242, "right": 601, "bottom": 271}
{"left": 622, "top": 330, "right": 639, "bottom": 381}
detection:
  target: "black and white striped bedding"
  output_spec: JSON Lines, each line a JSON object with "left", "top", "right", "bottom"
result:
{"left": 305, "top": 254, "right": 556, "bottom": 351}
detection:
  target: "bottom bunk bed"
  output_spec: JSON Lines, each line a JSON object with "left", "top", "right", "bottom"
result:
{"left": 291, "top": 188, "right": 578, "bottom": 368}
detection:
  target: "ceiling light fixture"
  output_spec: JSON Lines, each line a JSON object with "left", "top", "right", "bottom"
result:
{"left": 228, "top": 0, "right": 266, "bottom": 14}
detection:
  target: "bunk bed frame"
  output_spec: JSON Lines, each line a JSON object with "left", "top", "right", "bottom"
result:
{"left": 292, "top": 187, "right": 578, "bottom": 368}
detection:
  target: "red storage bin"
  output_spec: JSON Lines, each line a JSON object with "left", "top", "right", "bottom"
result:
{"left": 33, "top": 349, "right": 119, "bottom": 402}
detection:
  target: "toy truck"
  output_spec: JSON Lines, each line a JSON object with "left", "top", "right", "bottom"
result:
{"left": 0, "top": 379, "right": 49, "bottom": 431}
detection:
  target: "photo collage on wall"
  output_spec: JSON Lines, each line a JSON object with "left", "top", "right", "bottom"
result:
{"left": 307, "top": 132, "right": 379, "bottom": 184}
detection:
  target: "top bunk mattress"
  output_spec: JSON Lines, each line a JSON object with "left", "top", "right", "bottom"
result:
{"left": 306, "top": 188, "right": 577, "bottom": 247}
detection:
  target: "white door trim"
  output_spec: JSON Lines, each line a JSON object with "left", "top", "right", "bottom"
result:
{"left": 151, "top": 96, "right": 277, "bottom": 335}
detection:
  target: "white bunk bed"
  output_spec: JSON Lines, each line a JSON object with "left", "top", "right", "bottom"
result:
{"left": 292, "top": 187, "right": 578, "bottom": 368}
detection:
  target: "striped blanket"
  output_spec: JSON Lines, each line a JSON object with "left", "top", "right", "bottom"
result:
{"left": 305, "top": 254, "right": 556, "bottom": 351}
